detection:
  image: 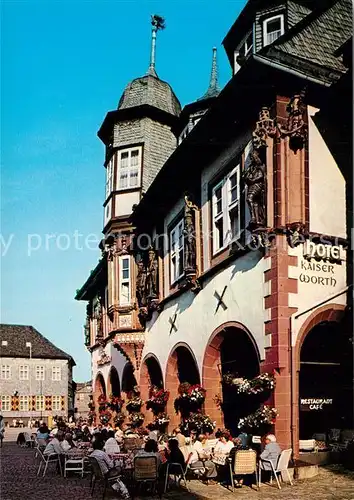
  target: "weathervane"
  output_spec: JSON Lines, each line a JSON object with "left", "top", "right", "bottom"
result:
{"left": 148, "top": 14, "right": 165, "bottom": 77}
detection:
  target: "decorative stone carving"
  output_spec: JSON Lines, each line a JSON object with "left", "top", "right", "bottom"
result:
{"left": 119, "top": 315, "right": 132, "bottom": 328}
{"left": 117, "top": 235, "right": 129, "bottom": 255}
{"left": 278, "top": 90, "right": 307, "bottom": 152}
{"left": 243, "top": 150, "right": 266, "bottom": 229}
{"left": 97, "top": 343, "right": 111, "bottom": 366}
{"left": 136, "top": 260, "right": 147, "bottom": 308}
{"left": 94, "top": 297, "right": 103, "bottom": 340}
{"left": 183, "top": 195, "right": 198, "bottom": 274}
{"left": 252, "top": 107, "right": 277, "bottom": 150}
{"left": 146, "top": 248, "right": 158, "bottom": 300}
{"left": 250, "top": 229, "right": 273, "bottom": 249}
{"left": 286, "top": 222, "right": 306, "bottom": 248}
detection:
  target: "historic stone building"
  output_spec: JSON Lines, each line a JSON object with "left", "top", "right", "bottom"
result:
{"left": 0, "top": 324, "right": 75, "bottom": 426}
{"left": 76, "top": 1, "right": 352, "bottom": 456}
{"left": 74, "top": 381, "right": 92, "bottom": 420}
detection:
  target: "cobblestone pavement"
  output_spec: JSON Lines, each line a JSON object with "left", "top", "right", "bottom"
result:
{"left": 1, "top": 442, "right": 353, "bottom": 500}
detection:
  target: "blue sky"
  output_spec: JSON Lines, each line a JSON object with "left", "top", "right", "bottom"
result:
{"left": 1, "top": 0, "right": 246, "bottom": 381}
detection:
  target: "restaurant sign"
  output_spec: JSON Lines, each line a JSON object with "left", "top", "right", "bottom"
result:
{"left": 300, "top": 398, "right": 333, "bottom": 411}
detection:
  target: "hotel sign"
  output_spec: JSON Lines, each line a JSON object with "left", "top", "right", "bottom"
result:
{"left": 299, "top": 241, "right": 345, "bottom": 287}
{"left": 300, "top": 398, "right": 333, "bottom": 411}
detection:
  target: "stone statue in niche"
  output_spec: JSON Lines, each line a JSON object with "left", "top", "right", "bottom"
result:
{"left": 183, "top": 195, "right": 198, "bottom": 273}
{"left": 145, "top": 248, "right": 158, "bottom": 300}
{"left": 94, "top": 296, "right": 103, "bottom": 339}
{"left": 278, "top": 90, "right": 307, "bottom": 152}
{"left": 243, "top": 149, "right": 266, "bottom": 228}
{"left": 136, "top": 260, "right": 147, "bottom": 307}
{"left": 252, "top": 107, "right": 277, "bottom": 150}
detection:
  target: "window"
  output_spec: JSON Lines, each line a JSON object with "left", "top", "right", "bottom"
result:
{"left": 212, "top": 165, "right": 241, "bottom": 254}
{"left": 1, "top": 395, "right": 11, "bottom": 411}
{"left": 105, "top": 156, "right": 114, "bottom": 198}
{"left": 52, "top": 366, "right": 61, "bottom": 381}
{"left": 52, "top": 395, "right": 61, "bottom": 411}
{"left": 119, "top": 256, "right": 131, "bottom": 305}
{"left": 117, "top": 147, "right": 141, "bottom": 190}
{"left": 263, "top": 15, "right": 284, "bottom": 46}
{"left": 245, "top": 31, "right": 253, "bottom": 54}
{"left": 0, "top": 365, "right": 10, "bottom": 379}
{"left": 19, "top": 365, "right": 29, "bottom": 380}
{"left": 20, "top": 396, "right": 29, "bottom": 411}
{"left": 36, "top": 365, "right": 45, "bottom": 381}
{"left": 36, "top": 395, "right": 45, "bottom": 411}
{"left": 170, "top": 219, "right": 184, "bottom": 284}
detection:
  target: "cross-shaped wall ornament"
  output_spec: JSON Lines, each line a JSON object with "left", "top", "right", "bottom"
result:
{"left": 214, "top": 286, "right": 228, "bottom": 313}
{"left": 169, "top": 312, "right": 178, "bottom": 334}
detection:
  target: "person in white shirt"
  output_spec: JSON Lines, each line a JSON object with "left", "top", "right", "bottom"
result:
{"left": 189, "top": 434, "right": 217, "bottom": 481}
{"left": 114, "top": 425, "right": 124, "bottom": 445}
{"left": 213, "top": 431, "right": 234, "bottom": 465}
{"left": 44, "top": 431, "right": 64, "bottom": 456}
{"left": 104, "top": 431, "right": 121, "bottom": 454}
{"left": 61, "top": 432, "right": 75, "bottom": 453}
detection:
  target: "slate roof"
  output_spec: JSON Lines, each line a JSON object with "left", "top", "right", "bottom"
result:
{"left": 118, "top": 75, "right": 181, "bottom": 117}
{"left": 0, "top": 324, "right": 75, "bottom": 364}
{"left": 265, "top": 0, "right": 352, "bottom": 74}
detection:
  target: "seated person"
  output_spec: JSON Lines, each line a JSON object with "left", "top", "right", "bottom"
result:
{"left": 114, "top": 425, "right": 124, "bottom": 445}
{"left": 173, "top": 427, "right": 186, "bottom": 448}
{"left": 44, "top": 431, "right": 64, "bottom": 456}
{"left": 259, "top": 434, "right": 281, "bottom": 470}
{"left": 135, "top": 438, "right": 161, "bottom": 468}
{"left": 213, "top": 430, "right": 234, "bottom": 464}
{"left": 90, "top": 438, "right": 130, "bottom": 500}
{"left": 61, "top": 432, "right": 76, "bottom": 452}
{"left": 190, "top": 434, "right": 217, "bottom": 482}
{"left": 164, "top": 438, "right": 186, "bottom": 470}
{"left": 104, "top": 430, "right": 121, "bottom": 454}
{"left": 228, "top": 437, "right": 250, "bottom": 488}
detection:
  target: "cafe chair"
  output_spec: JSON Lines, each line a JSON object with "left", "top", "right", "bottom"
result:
{"left": 36, "top": 448, "right": 62, "bottom": 477}
{"left": 259, "top": 448, "right": 293, "bottom": 490}
{"left": 88, "top": 456, "right": 121, "bottom": 499}
{"left": 64, "top": 455, "right": 85, "bottom": 477}
{"left": 228, "top": 449, "right": 258, "bottom": 491}
{"left": 133, "top": 455, "right": 160, "bottom": 497}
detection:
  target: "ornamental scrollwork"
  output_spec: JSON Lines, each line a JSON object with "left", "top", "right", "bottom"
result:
{"left": 278, "top": 90, "right": 307, "bottom": 152}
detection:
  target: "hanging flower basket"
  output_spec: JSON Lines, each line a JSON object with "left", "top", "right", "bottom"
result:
{"left": 113, "top": 412, "right": 126, "bottom": 427}
{"left": 147, "top": 413, "right": 170, "bottom": 431}
{"left": 222, "top": 372, "right": 276, "bottom": 395}
{"left": 126, "top": 397, "right": 144, "bottom": 413}
{"left": 174, "top": 383, "right": 206, "bottom": 414}
{"left": 238, "top": 406, "right": 278, "bottom": 431}
{"left": 128, "top": 412, "right": 145, "bottom": 428}
{"left": 180, "top": 412, "right": 216, "bottom": 435}
{"left": 98, "top": 394, "right": 109, "bottom": 410}
{"left": 146, "top": 386, "right": 169, "bottom": 412}
{"left": 108, "top": 395, "right": 125, "bottom": 413}
{"left": 99, "top": 409, "right": 112, "bottom": 425}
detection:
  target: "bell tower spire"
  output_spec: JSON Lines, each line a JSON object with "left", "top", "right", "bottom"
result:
{"left": 148, "top": 14, "right": 165, "bottom": 77}
{"left": 199, "top": 47, "right": 220, "bottom": 100}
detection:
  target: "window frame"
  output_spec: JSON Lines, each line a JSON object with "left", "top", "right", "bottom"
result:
{"left": 244, "top": 31, "right": 253, "bottom": 55}
{"left": 0, "top": 365, "right": 11, "bottom": 380}
{"left": 211, "top": 165, "right": 241, "bottom": 255}
{"left": 20, "top": 395, "right": 29, "bottom": 411}
{"left": 19, "top": 364, "right": 29, "bottom": 381}
{"left": 169, "top": 218, "right": 184, "bottom": 285}
{"left": 35, "top": 365, "right": 45, "bottom": 381}
{"left": 52, "top": 395, "right": 61, "bottom": 411}
{"left": 52, "top": 366, "right": 61, "bottom": 381}
{"left": 36, "top": 395, "right": 45, "bottom": 412}
{"left": 1, "top": 395, "right": 11, "bottom": 411}
{"left": 116, "top": 146, "right": 142, "bottom": 191}
{"left": 105, "top": 155, "right": 115, "bottom": 199}
{"left": 118, "top": 255, "right": 131, "bottom": 305}
{"left": 263, "top": 14, "right": 284, "bottom": 46}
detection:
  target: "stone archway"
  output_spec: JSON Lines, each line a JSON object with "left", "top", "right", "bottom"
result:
{"left": 140, "top": 354, "right": 164, "bottom": 426}
{"left": 122, "top": 362, "right": 138, "bottom": 394}
{"left": 108, "top": 366, "right": 121, "bottom": 397}
{"left": 165, "top": 343, "right": 201, "bottom": 430}
{"left": 202, "top": 322, "right": 261, "bottom": 434}
{"left": 94, "top": 372, "right": 106, "bottom": 423}
{"left": 292, "top": 303, "right": 349, "bottom": 456}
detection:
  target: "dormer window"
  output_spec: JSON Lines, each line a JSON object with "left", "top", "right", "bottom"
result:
{"left": 263, "top": 15, "right": 284, "bottom": 46}
{"left": 117, "top": 146, "right": 142, "bottom": 190}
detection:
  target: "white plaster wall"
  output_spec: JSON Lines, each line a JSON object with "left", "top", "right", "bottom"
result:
{"left": 142, "top": 249, "right": 265, "bottom": 383}
{"left": 114, "top": 191, "right": 140, "bottom": 218}
{"left": 91, "top": 340, "right": 128, "bottom": 394}
{"left": 308, "top": 105, "right": 346, "bottom": 238}
{"left": 288, "top": 242, "right": 347, "bottom": 346}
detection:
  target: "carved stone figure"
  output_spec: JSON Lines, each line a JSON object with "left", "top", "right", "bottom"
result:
{"left": 145, "top": 248, "right": 158, "bottom": 300}
{"left": 278, "top": 90, "right": 307, "bottom": 152}
{"left": 252, "top": 107, "right": 276, "bottom": 150}
{"left": 243, "top": 150, "right": 266, "bottom": 228}
{"left": 287, "top": 222, "right": 306, "bottom": 248}
{"left": 136, "top": 260, "right": 147, "bottom": 307}
{"left": 95, "top": 298, "right": 103, "bottom": 339}
{"left": 183, "top": 195, "right": 198, "bottom": 273}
